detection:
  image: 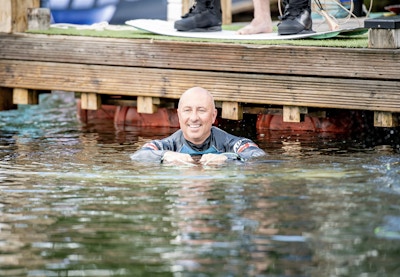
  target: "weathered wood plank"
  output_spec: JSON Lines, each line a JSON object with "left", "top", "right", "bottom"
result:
{"left": 1, "top": 60, "right": 400, "bottom": 113}
{"left": 0, "top": 34, "right": 399, "bottom": 80}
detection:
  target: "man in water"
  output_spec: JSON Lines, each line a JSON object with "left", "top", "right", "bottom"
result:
{"left": 130, "top": 87, "right": 266, "bottom": 164}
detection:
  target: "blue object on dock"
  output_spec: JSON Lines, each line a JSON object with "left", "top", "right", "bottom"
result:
{"left": 51, "top": 5, "right": 117, "bottom": 24}
{"left": 48, "top": 0, "right": 118, "bottom": 24}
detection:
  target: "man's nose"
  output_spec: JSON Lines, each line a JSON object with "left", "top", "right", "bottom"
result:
{"left": 190, "top": 111, "right": 199, "bottom": 120}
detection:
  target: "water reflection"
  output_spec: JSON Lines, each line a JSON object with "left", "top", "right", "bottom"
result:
{"left": 164, "top": 175, "right": 282, "bottom": 276}
{"left": 0, "top": 92, "right": 400, "bottom": 276}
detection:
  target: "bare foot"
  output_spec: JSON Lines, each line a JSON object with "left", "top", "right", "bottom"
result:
{"left": 237, "top": 19, "right": 273, "bottom": 35}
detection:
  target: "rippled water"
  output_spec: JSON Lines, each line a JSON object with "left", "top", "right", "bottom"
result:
{"left": 1, "top": 92, "right": 400, "bottom": 277}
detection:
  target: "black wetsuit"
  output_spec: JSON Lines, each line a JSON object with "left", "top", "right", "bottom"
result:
{"left": 130, "top": 126, "right": 266, "bottom": 162}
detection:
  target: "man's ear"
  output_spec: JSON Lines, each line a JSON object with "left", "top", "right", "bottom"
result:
{"left": 177, "top": 109, "right": 183, "bottom": 124}
{"left": 213, "top": 108, "right": 218, "bottom": 122}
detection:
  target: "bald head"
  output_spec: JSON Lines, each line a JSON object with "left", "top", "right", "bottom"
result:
{"left": 177, "top": 87, "right": 218, "bottom": 144}
{"left": 178, "top": 87, "right": 215, "bottom": 110}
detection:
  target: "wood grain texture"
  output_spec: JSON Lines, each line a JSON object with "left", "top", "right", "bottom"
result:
{"left": 0, "top": 33, "right": 399, "bottom": 127}
{"left": 369, "top": 29, "right": 400, "bottom": 49}
{"left": 1, "top": 59, "right": 399, "bottom": 112}
{"left": 0, "top": 34, "right": 398, "bottom": 80}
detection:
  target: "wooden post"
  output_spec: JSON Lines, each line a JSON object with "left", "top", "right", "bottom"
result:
{"left": 222, "top": 101, "right": 242, "bottom": 120}
{"left": 81, "top": 93, "right": 101, "bottom": 110}
{"left": 365, "top": 16, "right": 400, "bottom": 49}
{"left": 182, "top": 0, "right": 232, "bottom": 25}
{"left": 283, "top": 106, "right": 307, "bottom": 122}
{"left": 368, "top": 29, "right": 400, "bottom": 49}
{"left": 0, "top": 0, "right": 40, "bottom": 33}
{"left": 137, "top": 96, "right": 159, "bottom": 114}
{"left": 365, "top": 16, "right": 400, "bottom": 127}
{"left": 374, "top": 111, "right": 399, "bottom": 128}
{"left": 27, "top": 8, "right": 50, "bottom": 31}
{"left": 13, "top": 88, "right": 39, "bottom": 105}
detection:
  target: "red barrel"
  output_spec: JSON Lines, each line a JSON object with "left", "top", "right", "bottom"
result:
{"left": 114, "top": 106, "right": 179, "bottom": 128}
{"left": 256, "top": 110, "right": 367, "bottom": 133}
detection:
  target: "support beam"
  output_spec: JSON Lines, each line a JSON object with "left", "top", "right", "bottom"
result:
{"left": 283, "top": 106, "right": 307, "bottom": 122}
{"left": 0, "top": 0, "right": 40, "bottom": 33}
{"left": 81, "top": 93, "right": 101, "bottom": 110}
{"left": 137, "top": 96, "right": 159, "bottom": 114}
{"left": 222, "top": 101, "right": 242, "bottom": 120}
{"left": 374, "top": 111, "right": 399, "bottom": 128}
{"left": 13, "top": 88, "right": 39, "bottom": 105}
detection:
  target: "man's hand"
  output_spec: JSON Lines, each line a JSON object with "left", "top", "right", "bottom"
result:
{"left": 199, "top": 153, "right": 228, "bottom": 165}
{"left": 162, "top": 151, "right": 195, "bottom": 165}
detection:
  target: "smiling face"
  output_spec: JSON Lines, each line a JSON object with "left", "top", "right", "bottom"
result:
{"left": 177, "top": 87, "right": 218, "bottom": 145}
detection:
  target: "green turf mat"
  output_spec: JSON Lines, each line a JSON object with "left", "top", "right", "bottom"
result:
{"left": 26, "top": 24, "right": 368, "bottom": 48}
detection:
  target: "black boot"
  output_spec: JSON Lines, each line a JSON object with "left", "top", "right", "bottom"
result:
{"left": 278, "top": 0, "right": 313, "bottom": 35}
{"left": 174, "top": 0, "right": 222, "bottom": 32}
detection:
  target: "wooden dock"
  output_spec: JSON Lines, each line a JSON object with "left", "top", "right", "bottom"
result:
{"left": 1, "top": 32, "right": 399, "bottom": 126}
{"left": 0, "top": 1, "right": 400, "bottom": 128}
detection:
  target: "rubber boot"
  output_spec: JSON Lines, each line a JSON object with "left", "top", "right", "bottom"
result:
{"left": 174, "top": 0, "right": 222, "bottom": 32}
{"left": 278, "top": 0, "right": 313, "bottom": 35}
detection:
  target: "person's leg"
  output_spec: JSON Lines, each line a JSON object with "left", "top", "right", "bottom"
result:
{"left": 174, "top": 0, "right": 222, "bottom": 32}
{"left": 278, "top": 0, "right": 313, "bottom": 35}
{"left": 237, "top": 0, "right": 272, "bottom": 35}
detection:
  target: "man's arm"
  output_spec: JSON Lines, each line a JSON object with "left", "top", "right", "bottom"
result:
{"left": 131, "top": 142, "right": 195, "bottom": 164}
{"left": 238, "top": 144, "right": 267, "bottom": 160}
{"left": 162, "top": 151, "right": 195, "bottom": 164}
{"left": 212, "top": 127, "right": 266, "bottom": 160}
{"left": 232, "top": 138, "right": 267, "bottom": 160}
{"left": 130, "top": 130, "right": 195, "bottom": 164}
{"left": 130, "top": 141, "right": 166, "bottom": 162}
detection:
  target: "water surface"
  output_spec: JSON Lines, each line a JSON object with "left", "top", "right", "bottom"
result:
{"left": 0, "top": 92, "right": 399, "bottom": 277}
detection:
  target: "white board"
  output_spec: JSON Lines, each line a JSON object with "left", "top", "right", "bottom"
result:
{"left": 126, "top": 19, "right": 367, "bottom": 40}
